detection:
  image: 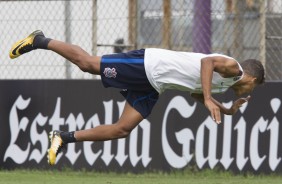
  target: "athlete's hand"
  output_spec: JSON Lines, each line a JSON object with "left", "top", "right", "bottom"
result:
{"left": 229, "top": 95, "right": 251, "bottom": 115}
{"left": 205, "top": 99, "right": 221, "bottom": 124}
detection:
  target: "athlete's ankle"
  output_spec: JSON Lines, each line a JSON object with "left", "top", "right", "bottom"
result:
{"left": 60, "top": 131, "right": 77, "bottom": 144}
{"left": 33, "top": 35, "right": 52, "bottom": 49}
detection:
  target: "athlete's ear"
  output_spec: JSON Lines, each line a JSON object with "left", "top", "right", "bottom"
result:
{"left": 252, "top": 77, "right": 257, "bottom": 83}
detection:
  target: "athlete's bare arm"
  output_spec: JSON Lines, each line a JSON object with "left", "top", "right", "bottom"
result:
{"left": 200, "top": 56, "right": 242, "bottom": 123}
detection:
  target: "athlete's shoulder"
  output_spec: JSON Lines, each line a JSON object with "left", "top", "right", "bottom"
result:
{"left": 205, "top": 53, "right": 237, "bottom": 61}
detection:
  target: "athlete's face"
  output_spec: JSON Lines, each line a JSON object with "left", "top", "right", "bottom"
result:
{"left": 234, "top": 82, "right": 257, "bottom": 96}
{"left": 233, "top": 74, "right": 258, "bottom": 96}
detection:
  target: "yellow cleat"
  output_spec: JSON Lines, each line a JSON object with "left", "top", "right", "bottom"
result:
{"left": 47, "top": 130, "right": 64, "bottom": 166}
{"left": 9, "top": 30, "right": 43, "bottom": 59}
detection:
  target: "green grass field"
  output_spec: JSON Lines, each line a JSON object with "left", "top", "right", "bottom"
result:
{"left": 0, "top": 169, "right": 281, "bottom": 184}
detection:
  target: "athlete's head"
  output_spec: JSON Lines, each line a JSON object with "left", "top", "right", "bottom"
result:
{"left": 241, "top": 59, "right": 265, "bottom": 85}
{"left": 232, "top": 59, "right": 265, "bottom": 96}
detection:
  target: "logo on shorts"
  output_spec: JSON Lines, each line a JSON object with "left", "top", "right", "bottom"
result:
{"left": 103, "top": 67, "right": 117, "bottom": 78}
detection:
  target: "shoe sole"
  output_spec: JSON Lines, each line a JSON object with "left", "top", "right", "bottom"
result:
{"left": 47, "top": 131, "right": 56, "bottom": 166}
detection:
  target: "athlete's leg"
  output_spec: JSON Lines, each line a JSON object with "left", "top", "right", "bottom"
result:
{"left": 48, "top": 40, "right": 101, "bottom": 75}
{"left": 47, "top": 102, "right": 143, "bottom": 165}
{"left": 74, "top": 102, "right": 143, "bottom": 141}
{"left": 9, "top": 30, "right": 101, "bottom": 75}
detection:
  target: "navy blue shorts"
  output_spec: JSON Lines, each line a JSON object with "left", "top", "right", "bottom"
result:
{"left": 100, "top": 49, "right": 159, "bottom": 118}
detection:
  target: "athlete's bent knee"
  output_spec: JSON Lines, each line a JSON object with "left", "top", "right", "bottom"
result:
{"left": 115, "top": 125, "right": 132, "bottom": 139}
{"left": 117, "top": 128, "right": 131, "bottom": 138}
{"left": 78, "top": 56, "right": 100, "bottom": 74}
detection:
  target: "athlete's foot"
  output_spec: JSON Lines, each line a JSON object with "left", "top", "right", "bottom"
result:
{"left": 9, "top": 30, "right": 45, "bottom": 59}
{"left": 47, "top": 130, "right": 65, "bottom": 166}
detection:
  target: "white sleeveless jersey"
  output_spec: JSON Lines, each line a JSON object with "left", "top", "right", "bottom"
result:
{"left": 144, "top": 48, "right": 243, "bottom": 94}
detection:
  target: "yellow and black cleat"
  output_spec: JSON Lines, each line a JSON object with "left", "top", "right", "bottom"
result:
{"left": 9, "top": 30, "right": 43, "bottom": 59}
{"left": 47, "top": 130, "right": 65, "bottom": 166}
